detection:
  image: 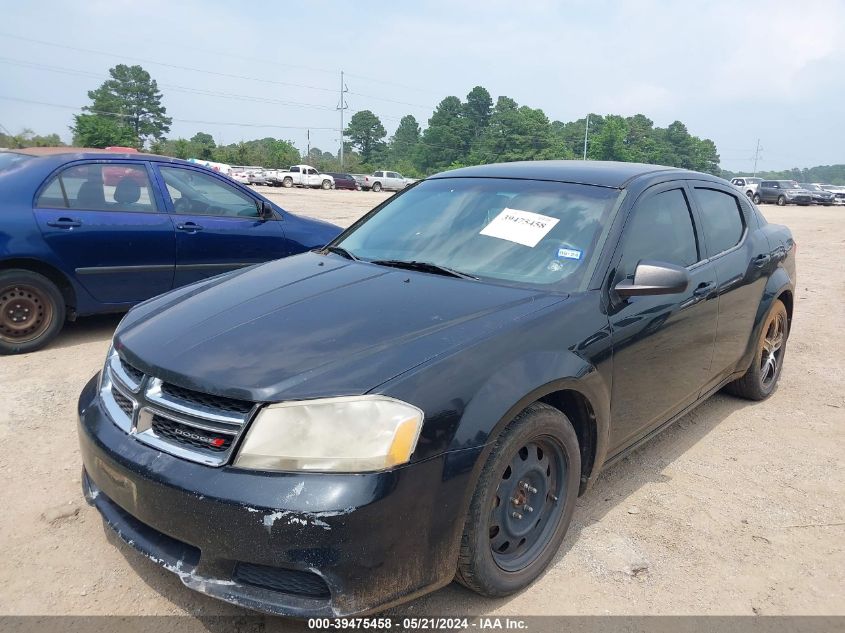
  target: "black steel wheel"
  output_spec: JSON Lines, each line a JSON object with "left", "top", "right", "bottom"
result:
{"left": 456, "top": 402, "right": 580, "bottom": 597}
{"left": 0, "top": 269, "right": 66, "bottom": 355}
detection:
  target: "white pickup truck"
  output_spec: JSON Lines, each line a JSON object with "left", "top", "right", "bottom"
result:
{"left": 730, "top": 176, "right": 762, "bottom": 199}
{"left": 270, "top": 165, "right": 335, "bottom": 190}
{"left": 362, "top": 170, "right": 417, "bottom": 192}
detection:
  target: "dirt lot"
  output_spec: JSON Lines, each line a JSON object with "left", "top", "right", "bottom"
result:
{"left": 0, "top": 189, "right": 843, "bottom": 619}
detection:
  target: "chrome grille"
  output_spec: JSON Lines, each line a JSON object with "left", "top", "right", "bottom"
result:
{"left": 99, "top": 349, "right": 257, "bottom": 466}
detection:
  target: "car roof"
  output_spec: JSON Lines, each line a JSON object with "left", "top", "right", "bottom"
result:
{"left": 6, "top": 146, "right": 189, "bottom": 164}
{"left": 428, "top": 160, "right": 697, "bottom": 189}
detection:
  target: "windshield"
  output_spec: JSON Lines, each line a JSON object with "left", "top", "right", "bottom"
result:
{"left": 0, "top": 151, "right": 34, "bottom": 174}
{"left": 801, "top": 184, "right": 820, "bottom": 191}
{"left": 335, "top": 177, "right": 622, "bottom": 290}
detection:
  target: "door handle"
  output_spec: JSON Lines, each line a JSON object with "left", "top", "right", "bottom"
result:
{"left": 46, "top": 217, "right": 81, "bottom": 229}
{"left": 753, "top": 254, "right": 771, "bottom": 268}
{"left": 176, "top": 222, "right": 203, "bottom": 232}
{"left": 693, "top": 281, "right": 716, "bottom": 298}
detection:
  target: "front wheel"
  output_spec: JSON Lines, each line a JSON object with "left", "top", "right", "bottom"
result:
{"left": 0, "top": 269, "right": 66, "bottom": 355}
{"left": 321, "top": 179, "right": 331, "bottom": 190}
{"left": 456, "top": 402, "right": 580, "bottom": 597}
{"left": 724, "top": 299, "right": 788, "bottom": 400}
{"left": 752, "top": 193, "right": 761, "bottom": 204}
{"left": 777, "top": 195, "right": 786, "bottom": 206}
{"left": 371, "top": 182, "right": 382, "bottom": 192}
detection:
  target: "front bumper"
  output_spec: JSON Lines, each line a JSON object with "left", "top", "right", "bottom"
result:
{"left": 77, "top": 375, "right": 480, "bottom": 616}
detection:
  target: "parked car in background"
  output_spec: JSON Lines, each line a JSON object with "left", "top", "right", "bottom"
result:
{"left": 819, "top": 184, "right": 845, "bottom": 204}
{"left": 325, "top": 172, "right": 360, "bottom": 191}
{"left": 754, "top": 180, "right": 812, "bottom": 206}
{"left": 730, "top": 176, "right": 762, "bottom": 199}
{"left": 270, "top": 165, "right": 334, "bottom": 189}
{"left": 248, "top": 170, "right": 274, "bottom": 186}
{"left": 362, "top": 170, "right": 415, "bottom": 192}
{"left": 350, "top": 174, "right": 368, "bottom": 189}
{"left": 78, "top": 160, "right": 795, "bottom": 616}
{"left": 798, "top": 183, "right": 835, "bottom": 206}
{"left": 230, "top": 171, "right": 251, "bottom": 185}
{"left": 0, "top": 148, "right": 342, "bottom": 354}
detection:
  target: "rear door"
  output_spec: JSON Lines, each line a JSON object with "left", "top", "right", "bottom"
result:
{"left": 154, "top": 165, "right": 289, "bottom": 287}
{"left": 33, "top": 161, "right": 175, "bottom": 304}
{"left": 689, "top": 182, "right": 768, "bottom": 387}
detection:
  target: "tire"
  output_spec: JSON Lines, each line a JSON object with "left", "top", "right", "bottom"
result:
{"left": 455, "top": 402, "right": 581, "bottom": 597}
{"left": 724, "top": 299, "right": 788, "bottom": 401}
{"left": 282, "top": 177, "right": 293, "bottom": 188}
{"left": 777, "top": 195, "right": 786, "bottom": 206}
{"left": 0, "top": 269, "right": 66, "bottom": 355}
{"left": 372, "top": 182, "right": 382, "bottom": 192}
{"left": 321, "top": 179, "right": 331, "bottom": 190}
{"left": 745, "top": 190, "right": 753, "bottom": 198}
{"left": 752, "top": 194, "right": 761, "bottom": 204}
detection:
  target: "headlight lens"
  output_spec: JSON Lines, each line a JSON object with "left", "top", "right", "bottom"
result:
{"left": 97, "top": 344, "right": 114, "bottom": 391}
{"left": 234, "top": 396, "right": 424, "bottom": 473}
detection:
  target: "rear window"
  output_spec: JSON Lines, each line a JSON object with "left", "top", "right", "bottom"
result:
{"left": 694, "top": 188, "right": 745, "bottom": 256}
{"left": 0, "top": 152, "right": 34, "bottom": 174}
{"left": 36, "top": 163, "right": 158, "bottom": 212}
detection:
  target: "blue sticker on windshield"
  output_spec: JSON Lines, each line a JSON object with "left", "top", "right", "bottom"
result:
{"left": 558, "top": 247, "right": 582, "bottom": 260}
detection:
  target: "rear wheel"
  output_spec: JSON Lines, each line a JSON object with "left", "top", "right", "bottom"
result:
{"left": 283, "top": 177, "right": 293, "bottom": 188}
{"left": 372, "top": 182, "right": 382, "bottom": 192}
{"left": 0, "top": 269, "right": 66, "bottom": 355}
{"left": 725, "top": 299, "right": 788, "bottom": 400}
{"left": 777, "top": 195, "right": 786, "bottom": 206}
{"left": 456, "top": 403, "right": 580, "bottom": 597}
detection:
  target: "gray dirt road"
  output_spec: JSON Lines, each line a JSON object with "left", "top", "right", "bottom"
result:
{"left": 0, "top": 188, "right": 842, "bottom": 618}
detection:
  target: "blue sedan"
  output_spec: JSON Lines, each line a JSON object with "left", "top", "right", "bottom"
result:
{"left": 0, "top": 148, "right": 342, "bottom": 354}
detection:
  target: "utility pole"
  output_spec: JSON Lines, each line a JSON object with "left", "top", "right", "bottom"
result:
{"left": 752, "top": 138, "right": 762, "bottom": 177}
{"left": 306, "top": 129, "right": 310, "bottom": 162}
{"left": 337, "top": 70, "right": 349, "bottom": 169}
{"left": 582, "top": 114, "right": 590, "bottom": 161}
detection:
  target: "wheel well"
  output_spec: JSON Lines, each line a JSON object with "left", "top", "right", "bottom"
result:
{"left": 0, "top": 258, "right": 77, "bottom": 312}
{"left": 777, "top": 289, "right": 793, "bottom": 331}
{"left": 538, "top": 389, "right": 597, "bottom": 490}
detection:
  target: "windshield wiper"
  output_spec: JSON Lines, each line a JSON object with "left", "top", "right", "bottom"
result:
{"left": 321, "top": 245, "right": 359, "bottom": 261}
{"left": 370, "top": 259, "right": 478, "bottom": 280}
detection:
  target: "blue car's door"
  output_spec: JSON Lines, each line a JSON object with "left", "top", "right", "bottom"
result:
{"left": 154, "top": 165, "right": 289, "bottom": 287}
{"left": 32, "top": 161, "right": 176, "bottom": 304}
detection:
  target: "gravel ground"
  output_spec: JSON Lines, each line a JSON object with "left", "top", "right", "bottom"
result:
{"left": 0, "top": 188, "right": 842, "bottom": 619}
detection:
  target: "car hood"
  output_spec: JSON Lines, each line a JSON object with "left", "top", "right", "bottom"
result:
{"left": 115, "top": 253, "right": 566, "bottom": 402}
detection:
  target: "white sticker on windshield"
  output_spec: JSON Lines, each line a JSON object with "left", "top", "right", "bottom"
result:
{"left": 479, "top": 208, "right": 559, "bottom": 247}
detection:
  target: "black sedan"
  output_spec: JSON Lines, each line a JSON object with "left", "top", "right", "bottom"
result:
{"left": 799, "top": 183, "right": 835, "bottom": 205}
{"left": 326, "top": 172, "right": 361, "bottom": 191}
{"left": 78, "top": 161, "right": 795, "bottom": 616}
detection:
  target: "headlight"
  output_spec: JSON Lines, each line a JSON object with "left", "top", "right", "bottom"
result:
{"left": 97, "top": 344, "right": 114, "bottom": 391}
{"left": 234, "top": 396, "right": 424, "bottom": 473}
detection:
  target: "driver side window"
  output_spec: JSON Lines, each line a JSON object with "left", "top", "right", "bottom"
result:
{"left": 619, "top": 188, "right": 700, "bottom": 277}
{"left": 159, "top": 167, "right": 259, "bottom": 218}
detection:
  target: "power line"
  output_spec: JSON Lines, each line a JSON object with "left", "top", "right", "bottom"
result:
{"left": 0, "top": 32, "right": 435, "bottom": 111}
{"left": 0, "top": 95, "right": 337, "bottom": 130}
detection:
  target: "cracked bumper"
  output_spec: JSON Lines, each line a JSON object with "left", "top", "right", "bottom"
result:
{"left": 77, "top": 375, "right": 480, "bottom": 616}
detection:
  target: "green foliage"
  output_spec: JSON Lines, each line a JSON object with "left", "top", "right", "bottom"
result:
{"left": 345, "top": 110, "right": 387, "bottom": 163}
{"left": 0, "top": 128, "right": 64, "bottom": 148}
{"left": 72, "top": 64, "right": 171, "bottom": 148}
{"left": 390, "top": 115, "right": 421, "bottom": 164}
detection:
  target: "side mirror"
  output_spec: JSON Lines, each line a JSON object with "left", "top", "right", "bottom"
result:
{"left": 615, "top": 260, "right": 690, "bottom": 297}
{"left": 258, "top": 201, "right": 275, "bottom": 220}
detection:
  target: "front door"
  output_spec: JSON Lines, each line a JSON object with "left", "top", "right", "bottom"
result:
{"left": 155, "top": 165, "right": 289, "bottom": 287}
{"left": 608, "top": 184, "right": 719, "bottom": 453}
{"left": 33, "top": 161, "right": 175, "bottom": 304}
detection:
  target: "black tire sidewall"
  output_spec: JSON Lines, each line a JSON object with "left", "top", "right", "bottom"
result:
{"left": 0, "top": 269, "right": 66, "bottom": 354}
{"left": 461, "top": 404, "right": 581, "bottom": 596}
{"left": 751, "top": 301, "right": 789, "bottom": 397}
{"left": 777, "top": 196, "right": 786, "bottom": 206}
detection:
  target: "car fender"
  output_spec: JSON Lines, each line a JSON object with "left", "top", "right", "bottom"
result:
{"left": 451, "top": 349, "right": 610, "bottom": 494}
{"left": 736, "top": 265, "right": 794, "bottom": 374}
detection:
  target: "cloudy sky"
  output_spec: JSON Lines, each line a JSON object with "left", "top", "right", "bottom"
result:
{"left": 1, "top": 0, "right": 842, "bottom": 172}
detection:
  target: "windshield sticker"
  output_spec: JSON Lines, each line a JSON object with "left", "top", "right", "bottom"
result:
{"left": 557, "top": 247, "right": 582, "bottom": 260}
{"left": 479, "top": 208, "right": 560, "bottom": 247}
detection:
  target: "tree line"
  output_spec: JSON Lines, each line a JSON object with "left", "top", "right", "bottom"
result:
{"left": 6, "top": 64, "right": 729, "bottom": 177}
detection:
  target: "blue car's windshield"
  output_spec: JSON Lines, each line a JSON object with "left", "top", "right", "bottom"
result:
{"left": 0, "top": 152, "right": 34, "bottom": 174}
{"left": 336, "top": 177, "right": 622, "bottom": 290}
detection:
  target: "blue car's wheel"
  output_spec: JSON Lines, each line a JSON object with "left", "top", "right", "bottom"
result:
{"left": 0, "top": 269, "right": 66, "bottom": 355}
{"left": 456, "top": 402, "right": 580, "bottom": 596}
